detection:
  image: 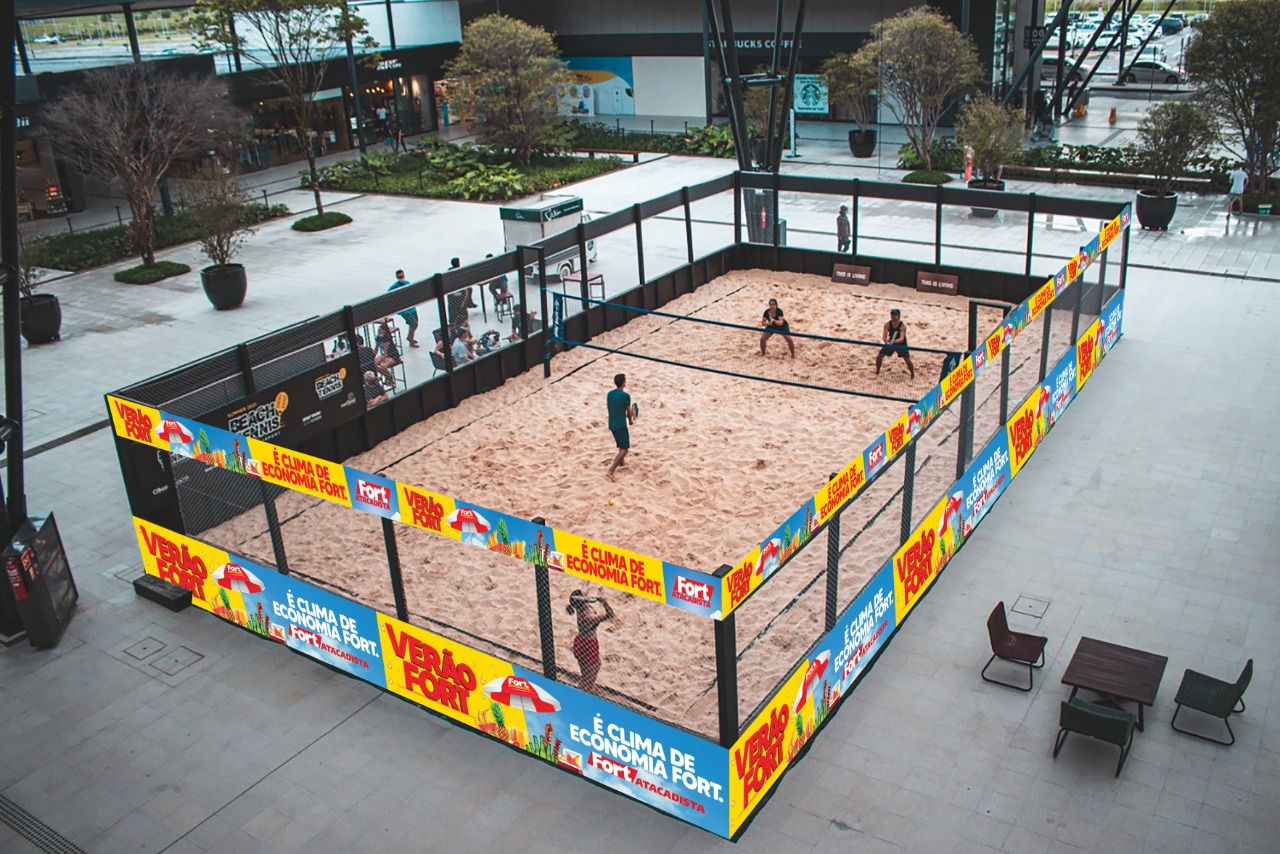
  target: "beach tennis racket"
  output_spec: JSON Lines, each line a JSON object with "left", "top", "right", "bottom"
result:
{"left": 630, "top": 403, "right": 639, "bottom": 420}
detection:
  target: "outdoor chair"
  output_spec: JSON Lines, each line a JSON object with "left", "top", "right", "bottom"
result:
{"left": 489, "top": 279, "right": 515, "bottom": 322}
{"left": 1170, "top": 659, "right": 1252, "bottom": 746}
{"left": 429, "top": 350, "right": 447, "bottom": 377}
{"left": 981, "top": 601, "right": 1048, "bottom": 691}
{"left": 1053, "top": 696, "right": 1136, "bottom": 777}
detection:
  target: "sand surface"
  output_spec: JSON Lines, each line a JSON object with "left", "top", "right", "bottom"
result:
{"left": 206, "top": 270, "right": 1065, "bottom": 736}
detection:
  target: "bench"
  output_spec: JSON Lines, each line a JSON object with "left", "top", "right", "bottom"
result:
{"left": 1052, "top": 696, "right": 1136, "bottom": 777}
{"left": 575, "top": 148, "right": 642, "bottom": 163}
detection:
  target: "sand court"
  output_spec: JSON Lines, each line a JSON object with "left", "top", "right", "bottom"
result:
{"left": 207, "top": 269, "right": 1040, "bottom": 735}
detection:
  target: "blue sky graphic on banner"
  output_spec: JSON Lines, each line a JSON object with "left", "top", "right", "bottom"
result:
{"left": 758, "top": 498, "right": 818, "bottom": 583}
{"left": 345, "top": 468, "right": 400, "bottom": 520}
{"left": 664, "top": 566, "right": 722, "bottom": 618}
{"left": 954, "top": 431, "right": 1012, "bottom": 539}
{"left": 828, "top": 564, "right": 896, "bottom": 695}
{"left": 1043, "top": 350, "right": 1078, "bottom": 431}
{"left": 506, "top": 664, "right": 728, "bottom": 833}
{"left": 1102, "top": 291, "right": 1125, "bottom": 356}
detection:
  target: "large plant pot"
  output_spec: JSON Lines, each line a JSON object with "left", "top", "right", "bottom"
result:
{"left": 848, "top": 129, "right": 877, "bottom": 158}
{"left": 1135, "top": 190, "right": 1177, "bottom": 231}
{"left": 20, "top": 294, "right": 62, "bottom": 345}
{"left": 968, "top": 178, "right": 1005, "bottom": 218}
{"left": 200, "top": 263, "right": 247, "bottom": 310}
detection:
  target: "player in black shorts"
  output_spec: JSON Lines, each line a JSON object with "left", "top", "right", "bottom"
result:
{"left": 875, "top": 308, "right": 915, "bottom": 379}
{"left": 759, "top": 298, "right": 795, "bottom": 358}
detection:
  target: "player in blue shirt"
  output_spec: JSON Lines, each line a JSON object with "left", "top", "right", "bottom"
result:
{"left": 606, "top": 373, "right": 636, "bottom": 482}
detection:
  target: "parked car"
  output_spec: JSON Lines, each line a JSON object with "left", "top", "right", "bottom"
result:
{"left": 1136, "top": 44, "right": 1169, "bottom": 65}
{"left": 1041, "top": 58, "right": 1084, "bottom": 82}
{"left": 1122, "top": 59, "right": 1183, "bottom": 85}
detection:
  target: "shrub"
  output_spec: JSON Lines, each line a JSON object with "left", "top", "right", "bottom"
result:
{"left": 113, "top": 260, "right": 191, "bottom": 284}
{"left": 292, "top": 211, "right": 353, "bottom": 232}
{"left": 902, "top": 170, "right": 954, "bottom": 185}
{"left": 897, "top": 137, "right": 964, "bottom": 172}
{"left": 446, "top": 163, "right": 525, "bottom": 201}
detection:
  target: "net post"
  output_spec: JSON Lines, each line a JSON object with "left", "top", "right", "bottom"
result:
{"left": 1025, "top": 193, "right": 1037, "bottom": 276}
{"left": 516, "top": 247, "right": 529, "bottom": 372}
{"left": 850, "top": 178, "right": 859, "bottom": 257}
{"left": 733, "top": 171, "right": 742, "bottom": 244}
{"left": 261, "top": 483, "right": 289, "bottom": 575}
{"left": 1119, "top": 221, "right": 1130, "bottom": 290}
{"left": 633, "top": 203, "right": 646, "bottom": 287}
{"left": 901, "top": 442, "right": 917, "bottom": 545}
{"left": 577, "top": 222, "right": 590, "bottom": 306}
{"left": 934, "top": 184, "right": 943, "bottom": 267}
{"left": 682, "top": 185, "right": 694, "bottom": 263}
{"left": 825, "top": 472, "right": 840, "bottom": 632}
{"left": 957, "top": 387, "right": 974, "bottom": 480}
{"left": 382, "top": 516, "right": 408, "bottom": 622}
{"left": 1071, "top": 274, "right": 1083, "bottom": 342}
{"left": 532, "top": 517, "right": 556, "bottom": 679}
{"left": 999, "top": 305, "right": 1011, "bottom": 425}
{"left": 1039, "top": 298, "right": 1053, "bottom": 382}
{"left": 714, "top": 563, "right": 739, "bottom": 748}
{"left": 539, "top": 248, "right": 551, "bottom": 379}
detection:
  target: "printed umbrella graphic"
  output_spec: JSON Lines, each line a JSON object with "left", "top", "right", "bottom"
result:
{"left": 938, "top": 491, "right": 965, "bottom": 539}
{"left": 447, "top": 507, "right": 490, "bottom": 537}
{"left": 907, "top": 408, "right": 922, "bottom": 436}
{"left": 793, "top": 650, "right": 830, "bottom": 711}
{"left": 484, "top": 675, "right": 561, "bottom": 713}
{"left": 1036, "top": 386, "right": 1052, "bottom": 420}
{"left": 213, "top": 562, "right": 265, "bottom": 595}
{"left": 756, "top": 538, "right": 783, "bottom": 578}
{"left": 154, "top": 418, "right": 193, "bottom": 445}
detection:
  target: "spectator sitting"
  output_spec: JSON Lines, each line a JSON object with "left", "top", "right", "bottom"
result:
{"left": 328, "top": 334, "right": 350, "bottom": 361}
{"left": 355, "top": 333, "right": 395, "bottom": 383}
{"left": 363, "top": 370, "right": 389, "bottom": 406}
{"left": 451, "top": 329, "right": 474, "bottom": 366}
{"left": 375, "top": 320, "right": 402, "bottom": 368}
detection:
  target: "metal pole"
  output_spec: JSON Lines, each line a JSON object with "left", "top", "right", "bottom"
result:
{"left": 123, "top": 4, "right": 142, "bottom": 64}
{"left": 1039, "top": 302, "right": 1054, "bottom": 382}
{"left": 1025, "top": 193, "right": 1037, "bottom": 277}
{"left": 539, "top": 250, "right": 551, "bottom": 379}
{"left": 701, "top": 0, "right": 714, "bottom": 126}
{"left": 1071, "top": 275, "right": 1083, "bottom": 342}
{"left": 732, "top": 172, "right": 742, "bottom": 243}
{"left": 532, "top": 517, "right": 556, "bottom": 679}
{"left": 935, "top": 185, "right": 943, "bottom": 267}
{"left": 382, "top": 517, "right": 408, "bottom": 622}
{"left": 714, "top": 564, "right": 739, "bottom": 748}
{"left": 384, "top": 0, "right": 397, "bottom": 51}
{"left": 345, "top": 30, "right": 367, "bottom": 154}
{"left": 682, "top": 186, "right": 694, "bottom": 263}
{"left": 851, "top": 179, "right": 860, "bottom": 257}
{"left": 262, "top": 484, "right": 289, "bottom": 574}
{"left": 900, "top": 443, "right": 917, "bottom": 545}
{"left": 633, "top": 203, "right": 645, "bottom": 287}
{"left": 825, "top": 472, "right": 840, "bottom": 632}
{"left": 1119, "top": 223, "right": 1130, "bottom": 290}
{"left": 1, "top": 2, "right": 27, "bottom": 535}
{"left": 14, "top": 24, "right": 31, "bottom": 76}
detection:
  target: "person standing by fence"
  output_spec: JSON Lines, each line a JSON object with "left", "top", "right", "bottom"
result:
{"left": 837, "top": 204, "right": 851, "bottom": 253}
{"left": 388, "top": 269, "right": 420, "bottom": 348}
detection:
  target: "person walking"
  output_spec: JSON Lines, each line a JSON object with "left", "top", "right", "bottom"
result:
{"left": 387, "top": 269, "right": 420, "bottom": 348}
{"left": 606, "top": 373, "right": 636, "bottom": 482}
{"left": 394, "top": 122, "right": 408, "bottom": 154}
{"left": 1227, "top": 165, "right": 1248, "bottom": 216}
{"left": 836, "top": 204, "right": 851, "bottom": 253}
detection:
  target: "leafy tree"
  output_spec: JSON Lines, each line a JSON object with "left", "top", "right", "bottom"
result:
{"left": 956, "top": 96, "right": 1024, "bottom": 182}
{"left": 1135, "top": 101, "right": 1220, "bottom": 197}
{"left": 446, "top": 14, "right": 572, "bottom": 167}
{"left": 862, "top": 6, "right": 981, "bottom": 171}
{"left": 193, "top": 0, "right": 375, "bottom": 215}
{"left": 820, "top": 51, "right": 878, "bottom": 132}
{"left": 182, "top": 164, "right": 257, "bottom": 268}
{"left": 1185, "top": 0, "right": 1280, "bottom": 192}
{"left": 38, "top": 64, "right": 242, "bottom": 268}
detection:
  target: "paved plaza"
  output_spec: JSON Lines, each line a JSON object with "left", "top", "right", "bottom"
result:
{"left": 1, "top": 107, "right": 1278, "bottom": 853}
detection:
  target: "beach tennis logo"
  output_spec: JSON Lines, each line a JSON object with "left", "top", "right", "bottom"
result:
{"left": 228, "top": 399, "right": 284, "bottom": 440}
{"left": 356, "top": 479, "right": 392, "bottom": 511}
{"left": 314, "top": 368, "right": 346, "bottom": 401}
{"left": 672, "top": 576, "right": 713, "bottom": 608}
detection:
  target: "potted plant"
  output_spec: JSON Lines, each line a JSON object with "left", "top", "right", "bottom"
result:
{"left": 1133, "top": 101, "right": 1219, "bottom": 230}
{"left": 17, "top": 234, "right": 61, "bottom": 345}
{"left": 956, "top": 96, "right": 1025, "bottom": 216}
{"left": 821, "top": 50, "right": 879, "bottom": 157}
{"left": 185, "top": 165, "right": 256, "bottom": 309}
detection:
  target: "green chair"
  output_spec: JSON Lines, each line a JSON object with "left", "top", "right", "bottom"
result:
{"left": 1170, "top": 659, "right": 1252, "bottom": 746}
{"left": 1053, "top": 697, "right": 1136, "bottom": 777}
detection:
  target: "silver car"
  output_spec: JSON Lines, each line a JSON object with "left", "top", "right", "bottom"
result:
{"left": 1122, "top": 59, "right": 1183, "bottom": 85}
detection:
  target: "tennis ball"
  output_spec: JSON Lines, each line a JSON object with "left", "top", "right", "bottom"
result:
{"left": 608, "top": 499, "right": 615, "bottom": 505}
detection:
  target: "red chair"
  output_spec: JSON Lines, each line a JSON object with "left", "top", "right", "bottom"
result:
{"left": 981, "top": 601, "right": 1048, "bottom": 691}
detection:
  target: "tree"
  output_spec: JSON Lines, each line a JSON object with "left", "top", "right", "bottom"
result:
{"left": 1135, "top": 101, "right": 1220, "bottom": 197}
{"left": 446, "top": 14, "right": 573, "bottom": 167}
{"left": 862, "top": 6, "right": 981, "bottom": 170}
{"left": 820, "top": 50, "right": 877, "bottom": 132}
{"left": 193, "top": 0, "right": 375, "bottom": 215}
{"left": 182, "top": 165, "right": 258, "bottom": 268}
{"left": 38, "top": 64, "right": 242, "bottom": 268}
{"left": 956, "top": 96, "right": 1024, "bottom": 183}
{"left": 1185, "top": 0, "right": 1280, "bottom": 193}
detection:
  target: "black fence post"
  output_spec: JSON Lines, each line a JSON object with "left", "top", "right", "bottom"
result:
{"left": 515, "top": 248, "right": 529, "bottom": 373}
{"left": 237, "top": 343, "right": 289, "bottom": 573}
{"left": 1000, "top": 338, "right": 1011, "bottom": 427}
{"left": 733, "top": 172, "right": 742, "bottom": 244}
{"left": 540, "top": 250, "right": 552, "bottom": 379}
{"left": 532, "top": 517, "right": 556, "bottom": 679}
{"left": 850, "top": 179, "right": 860, "bottom": 258}
{"left": 934, "top": 184, "right": 944, "bottom": 268}
{"left": 1025, "top": 193, "right": 1037, "bottom": 277}
{"left": 682, "top": 186, "right": 694, "bottom": 263}
{"left": 825, "top": 472, "right": 840, "bottom": 632}
{"left": 633, "top": 203, "right": 646, "bottom": 288}
{"left": 771, "top": 171, "right": 781, "bottom": 263}
{"left": 382, "top": 517, "right": 408, "bottom": 622}
{"left": 1119, "top": 223, "right": 1130, "bottom": 290}
{"left": 714, "top": 564, "right": 739, "bottom": 748}
{"left": 901, "top": 442, "right": 917, "bottom": 545}
{"left": 1039, "top": 302, "right": 1054, "bottom": 382}
{"left": 1071, "top": 275, "right": 1083, "bottom": 343}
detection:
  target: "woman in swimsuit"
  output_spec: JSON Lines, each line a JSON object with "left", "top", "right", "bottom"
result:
{"left": 567, "top": 589, "right": 615, "bottom": 692}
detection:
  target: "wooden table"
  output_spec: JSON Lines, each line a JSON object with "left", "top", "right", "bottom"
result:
{"left": 1061, "top": 636, "right": 1168, "bottom": 731}
{"left": 559, "top": 270, "right": 606, "bottom": 302}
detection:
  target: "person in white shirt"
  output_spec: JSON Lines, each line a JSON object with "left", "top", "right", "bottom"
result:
{"left": 1228, "top": 166, "right": 1248, "bottom": 216}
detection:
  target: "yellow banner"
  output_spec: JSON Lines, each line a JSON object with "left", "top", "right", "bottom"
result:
{"left": 1099, "top": 214, "right": 1122, "bottom": 252}
{"left": 396, "top": 483, "right": 462, "bottom": 540}
{"left": 133, "top": 517, "right": 229, "bottom": 611}
{"left": 1028, "top": 278, "right": 1057, "bottom": 320}
{"left": 729, "top": 662, "right": 807, "bottom": 836}
{"left": 939, "top": 354, "right": 974, "bottom": 407}
{"left": 884, "top": 411, "right": 911, "bottom": 461}
{"left": 1005, "top": 390, "right": 1045, "bottom": 479}
{"left": 893, "top": 496, "right": 948, "bottom": 623}
{"left": 107, "top": 396, "right": 169, "bottom": 451}
{"left": 246, "top": 439, "right": 352, "bottom": 506}
{"left": 551, "top": 530, "right": 666, "bottom": 603}
{"left": 1075, "top": 318, "right": 1103, "bottom": 392}
{"left": 722, "top": 546, "right": 760, "bottom": 614}
{"left": 815, "top": 456, "right": 866, "bottom": 525}
{"left": 378, "top": 613, "right": 526, "bottom": 734}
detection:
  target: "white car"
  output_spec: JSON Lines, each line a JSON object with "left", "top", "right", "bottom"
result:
{"left": 1122, "top": 59, "right": 1184, "bottom": 85}
{"left": 32, "top": 34, "right": 60, "bottom": 44}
